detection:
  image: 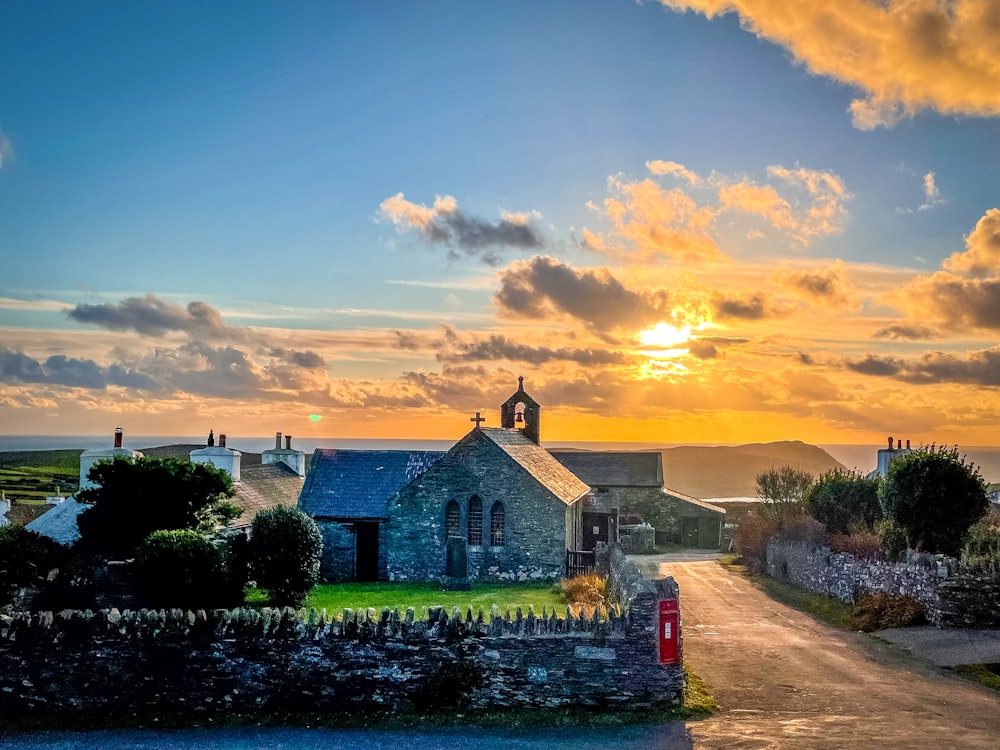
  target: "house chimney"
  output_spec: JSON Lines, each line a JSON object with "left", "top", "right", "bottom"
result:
{"left": 285, "top": 435, "right": 292, "bottom": 449}
{"left": 220, "top": 434, "right": 227, "bottom": 448}
{"left": 896, "top": 438, "right": 901, "bottom": 450}
{"left": 114, "top": 427, "right": 123, "bottom": 448}
{"left": 887, "top": 436, "right": 893, "bottom": 450}
{"left": 208, "top": 429, "right": 215, "bottom": 447}
{"left": 275, "top": 432, "right": 282, "bottom": 450}
{"left": 906, "top": 439, "right": 910, "bottom": 449}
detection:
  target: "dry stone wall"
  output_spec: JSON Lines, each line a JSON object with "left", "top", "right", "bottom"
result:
{"left": 766, "top": 540, "right": 1000, "bottom": 627}
{"left": 0, "top": 577, "right": 684, "bottom": 719}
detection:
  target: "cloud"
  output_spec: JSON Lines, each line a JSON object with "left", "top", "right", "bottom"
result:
{"left": 654, "top": 0, "right": 1000, "bottom": 129}
{"left": 437, "top": 330, "right": 628, "bottom": 366}
{"left": 646, "top": 159, "right": 701, "bottom": 185}
{"left": 494, "top": 255, "right": 670, "bottom": 331}
{"left": 943, "top": 207, "right": 1000, "bottom": 277}
{"left": 582, "top": 161, "right": 849, "bottom": 261}
{"left": 0, "top": 347, "right": 159, "bottom": 390}
{"left": 267, "top": 348, "right": 325, "bottom": 368}
{"left": 379, "top": 193, "right": 545, "bottom": 265}
{"left": 872, "top": 323, "right": 939, "bottom": 340}
{"left": 845, "top": 346, "right": 1000, "bottom": 386}
{"left": 710, "top": 290, "right": 787, "bottom": 321}
{"left": 68, "top": 295, "right": 250, "bottom": 341}
{"left": 769, "top": 260, "right": 860, "bottom": 311}
{"left": 583, "top": 173, "right": 723, "bottom": 263}
{"left": 918, "top": 171, "right": 945, "bottom": 211}
{"left": 893, "top": 272, "right": 1000, "bottom": 329}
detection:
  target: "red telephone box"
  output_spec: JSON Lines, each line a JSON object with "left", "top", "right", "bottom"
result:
{"left": 658, "top": 598, "right": 679, "bottom": 665}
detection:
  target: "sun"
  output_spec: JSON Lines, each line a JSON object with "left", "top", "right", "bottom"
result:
{"left": 639, "top": 322, "right": 692, "bottom": 349}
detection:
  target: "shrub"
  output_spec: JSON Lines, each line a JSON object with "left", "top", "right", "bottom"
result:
{"left": 963, "top": 508, "right": 1000, "bottom": 572}
{"left": 134, "top": 529, "right": 230, "bottom": 609}
{"left": 755, "top": 465, "right": 812, "bottom": 528}
{"left": 733, "top": 514, "right": 780, "bottom": 574}
{"left": 804, "top": 469, "right": 881, "bottom": 534}
{"left": 249, "top": 506, "right": 322, "bottom": 607}
{"left": 828, "top": 528, "right": 882, "bottom": 560}
{"left": 877, "top": 518, "right": 908, "bottom": 562}
{"left": 560, "top": 573, "right": 610, "bottom": 611}
{"left": 0, "top": 526, "right": 67, "bottom": 608}
{"left": 850, "top": 592, "right": 925, "bottom": 632}
{"left": 879, "top": 445, "right": 988, "bottom": 556}
{"left": 776, "top": 515, "right": 828, "bottom": 546}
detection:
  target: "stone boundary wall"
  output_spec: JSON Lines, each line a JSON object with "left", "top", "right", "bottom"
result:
{"left": 0, "top": 577, "right": 684, "bottom": 717}
{"left": 766, "top": 540, "right": 1000, "bottom": 627}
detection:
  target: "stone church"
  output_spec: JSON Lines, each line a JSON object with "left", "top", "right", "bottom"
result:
{"left": 299, "top": 377, "right": 726, "bottom": 582}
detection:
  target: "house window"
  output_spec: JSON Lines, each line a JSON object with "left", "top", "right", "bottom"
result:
{"left": 468, "top": 496, "right": 483, "bottom": 546}
{"left": 445, "top": 500, "right": 460, "bottom": 537}
{"left": 490, "top": 501, "right": 505, "bottom": 547}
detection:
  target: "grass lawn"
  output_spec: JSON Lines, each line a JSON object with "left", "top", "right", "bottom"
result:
{"left": 301, "top": 581, "right": 566, "bottom": 616}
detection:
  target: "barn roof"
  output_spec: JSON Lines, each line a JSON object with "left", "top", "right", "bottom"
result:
{"left": 480, "top": 429, "right": 590, "bottom": 505}
{"left": 25, "top": 499, "right": 86, "bottom": 545}
{"left": 549, "top": 450, "right": 663, "bottom": 488}
{"left": 299, "top": 449, "right": 444, "bottom": 519}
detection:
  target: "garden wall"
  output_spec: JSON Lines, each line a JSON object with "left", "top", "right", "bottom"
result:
{"left": 0, "top": 576, "right": 683, "bottom": 718}
{"left": 766, "top": 539, "right": 1000, "bottom": 627}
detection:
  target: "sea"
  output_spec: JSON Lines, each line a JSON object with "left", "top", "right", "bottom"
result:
{"left": 3, "top": 436, "right": 999, "bottom": 488}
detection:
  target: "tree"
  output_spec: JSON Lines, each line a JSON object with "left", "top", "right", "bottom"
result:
{"left": 879, "top": 446, "right": 989, "bottom": 557}
{"left": 249, "top": 506, "right": 322, "bottom": 606}
{"left": 803, "top": 469, "right": 882, "bottom": 534}
{"left": 755, "top": 465, "right": 813, "bottom": 528}
{"left": 76, "top": 455, "right": 234, "bottom": 559}
{"left": 134, "top": 529, "right": 231, "bottom": 609}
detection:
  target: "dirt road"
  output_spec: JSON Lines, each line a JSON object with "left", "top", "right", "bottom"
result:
{"left": 632, "top": 556, "right": 1000, "bottom": 749}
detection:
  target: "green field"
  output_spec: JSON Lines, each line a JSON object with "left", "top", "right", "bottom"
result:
{"left": 296, "top": 581, "right": 566, "bottom": 616}
{"left": 0, "top": 449, "right": 82, "bottom": 525}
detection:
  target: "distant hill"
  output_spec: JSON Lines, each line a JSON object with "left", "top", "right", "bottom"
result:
{"left": 660, "top": 441, "right": 845, "bottom": 499}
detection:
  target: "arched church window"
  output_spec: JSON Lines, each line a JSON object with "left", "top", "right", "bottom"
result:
{"left": 445, "top": 500, "right": 460, "bottom": 538}
{"left": 490, "top": 501, "right": 505, "bottom": 547}
{"left": 468, "top": 496, "right": 483, "bottom": 546}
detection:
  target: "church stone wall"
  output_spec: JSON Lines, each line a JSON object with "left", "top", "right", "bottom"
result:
{"left": 316, "top": 521, "right": 356, "bottom": 582}
{"left": 0, "top": 584, "right": 685, "bottom": 718}
{"left": 385, "top": 434, "right": 569, "bottom": 582}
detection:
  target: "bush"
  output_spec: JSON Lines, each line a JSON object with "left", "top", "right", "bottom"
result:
{"left": 850, "top": 592, "right": 925, "bottom": 632}
{"left": 755, "top": 465, "right": 812, "bottom": 528}
{"left": 829, "top": 529, "right": 882, "bottom": 560}
{"left": 804, "top": 469, "right": 881, "bottom": 534}
{"left": 963, "top": 508, "right": 1000, "bottom": 572}
{"left": 134, "top": 529, "right": 231, "bottom": 609}
{"left": 877, "top": 518, "right": 909, "bottom": 562}
{"left": 0, "top": 526, "right": 67, "bottom": 608}
{"left": 776, "top": 515, "right": 828, "bottom": 546}
{"left": 879, "top": 446, "right": 988, "bottom": 556}
{"left": 559, "top": 573, "right": 610, "bottom": 611}
{"left": 249, "top": 506, "right": 322, "bottom": 606}
{"left": 733, "top": 514, "right": 780, "bottom": 574}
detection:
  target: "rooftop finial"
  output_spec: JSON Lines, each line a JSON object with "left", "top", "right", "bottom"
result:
{"left": 208, "top": 429, "right": 215, "bottom": 447}
{"left": 470, "top": 412, "right": 486, "bottom": 429}
{"left": 517, "top": 375, "right": 524, "bottom": 391}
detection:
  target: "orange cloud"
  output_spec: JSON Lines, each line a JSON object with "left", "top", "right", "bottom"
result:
{"left": 944, "top": 207, "right": 1000, "bottom": 277}
{"left": 656, "top": 0, "right": 1000, "bottom": 129}
{"left": 769, "top": 260, "right": 861, "bottom": 311}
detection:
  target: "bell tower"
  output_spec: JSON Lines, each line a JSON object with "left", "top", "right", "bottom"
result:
{"left": 500, "top": 376, "right": 541, "bottom": 444}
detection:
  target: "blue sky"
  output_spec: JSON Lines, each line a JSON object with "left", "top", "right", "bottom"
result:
{"left": 2, "top": 1, "right": 1000, "bottom": 445}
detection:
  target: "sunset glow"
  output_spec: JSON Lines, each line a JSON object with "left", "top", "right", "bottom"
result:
{"left": 2, "top": 2, "right": 999, "bottom": 451}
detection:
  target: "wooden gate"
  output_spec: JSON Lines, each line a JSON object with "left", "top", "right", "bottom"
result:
{"left": 565, "top": 549, "right": 595, "bottom": 578}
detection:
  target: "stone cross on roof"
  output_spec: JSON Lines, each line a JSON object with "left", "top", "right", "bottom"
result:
{"left": 470, "top": 412, "right": 486, "bottom": 428}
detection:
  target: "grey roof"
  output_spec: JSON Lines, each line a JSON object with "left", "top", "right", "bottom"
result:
{"left": 299, "top": 449, "right": 444, "bottom": 519}
{"left": 26, "top": 499, "right": 86, "bottom": 545}
{"left": 664, "top": 488, "right": 726, "bottom": 516}
{"left": 230, "top": 462, "right": 304, "bottom": 528}
{"left": 480, "top": 429, "right": 590, "bottom": 505}
{"left": 549, "top": 450, "right": 663, "bottom": 488}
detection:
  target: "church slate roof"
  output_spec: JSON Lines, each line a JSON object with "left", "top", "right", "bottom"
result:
{"left": 299, "top": 449, "right": 445, "bottom": 519}
{"left": 548, "top": 450, "right": 663, "bottom": 488}
{"left": 480, "top": 429, "right": 590, "bottom": 505}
